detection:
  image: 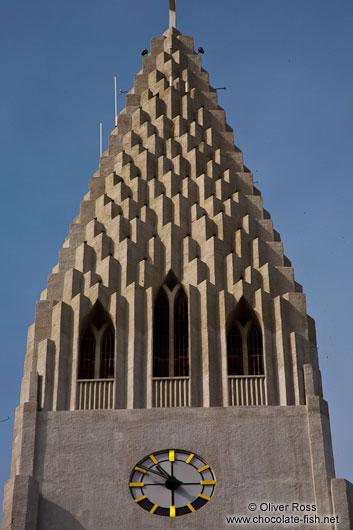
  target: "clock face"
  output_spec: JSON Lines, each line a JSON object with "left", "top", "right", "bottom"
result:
{"left": 129, "top": 449, "right": 216, "bottom": 517}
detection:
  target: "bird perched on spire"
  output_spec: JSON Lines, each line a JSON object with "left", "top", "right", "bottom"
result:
{"left": 141, "top": 49, "right": 148, "bottom": 56}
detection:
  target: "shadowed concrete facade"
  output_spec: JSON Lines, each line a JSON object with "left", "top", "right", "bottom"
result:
{"left": 2, "top": 23, "right": 352, "bottom": 530}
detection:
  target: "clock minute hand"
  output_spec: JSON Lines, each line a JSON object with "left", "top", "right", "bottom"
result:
{"left": 137, "top": 465, "right": 169, "bottom": 480}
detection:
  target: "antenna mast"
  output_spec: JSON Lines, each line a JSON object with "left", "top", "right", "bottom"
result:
{"left": 169, "top": 0, "right": 176, "bottom": 28}
{"left": 99, "top": 122, "right": 103, "bottom": 157}
{"left": 114, "top": 75, "right": 118, "bottom": 127}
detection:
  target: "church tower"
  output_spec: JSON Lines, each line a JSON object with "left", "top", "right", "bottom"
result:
{"left": 2, "top": 3, "right": 352, "bottom": 529}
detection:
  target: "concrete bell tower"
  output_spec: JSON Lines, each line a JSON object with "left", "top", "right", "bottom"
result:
{"left": 2, "top": 4, "right": 352, "bottom": 529}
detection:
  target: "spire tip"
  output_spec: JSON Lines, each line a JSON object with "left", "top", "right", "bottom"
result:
{"left": 169, "top": 0, "right": 176, "bottom": 28}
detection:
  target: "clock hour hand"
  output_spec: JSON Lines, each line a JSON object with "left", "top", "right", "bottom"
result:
{"left": 156, "top": 465, "right": 171, "bottom": 478}
{"left": 137, "top": 464, "right": 183, "bottom": 490}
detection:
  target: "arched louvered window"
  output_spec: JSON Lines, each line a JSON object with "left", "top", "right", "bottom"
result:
{"left": 174, "top": 289, "right": 189, "bottom": 376}
{"left": 153, "top": 277, "right": 189, "bottom": 378}
{"left": 100, "top": 328, "right": 115, "bottom": 379}
{"left": 153, "top": 289, "right": 169, "bottom": 377}
{"left": 227, "top": 298, "right": 264, "bottom": 376}
{"left": 78, "top": 329, "right": 95, "bottom": 379}
{"left": 227, "top": 323, "right": 243, "bottom": 375}
{"left": 247, "top": 323, "right": 263, "bottom": 375}
{"left": 78, "top": 302, "right": 115, "bottom": 380}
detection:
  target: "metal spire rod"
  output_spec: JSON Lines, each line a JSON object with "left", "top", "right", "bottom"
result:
{"left": 114, "top": 75, "right": 118, "bottom": 126}
{"left": 99, "top": 122, "right": 103, "bottom": 157}
{"left": 169, "top": 0, "right": 176, "bottom": 28}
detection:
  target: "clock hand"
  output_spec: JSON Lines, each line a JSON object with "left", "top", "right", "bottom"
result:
{"left": 158, "top": 461, "right": 183, "bottom": 489}
{"left": 137, "top": 464, "right": 183, "bottom": 490}
{"left": 170, "top": 479, "right": 200, "bottom": 486}
{"left": 157, "top": 464, "right": 171, "bottom": 478}
{"left": 137, "top": 464, "right": 169, "bottom": 480}
{"left": 171, "top": 462, "right": 175, "bottom": 506}
{"left": 142, "top": 482, "right": 202, "bottom": 486}
{"left": 156, "top": 463, "right": 182, "bottom": 483}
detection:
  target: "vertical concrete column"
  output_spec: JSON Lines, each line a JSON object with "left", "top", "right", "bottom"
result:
{"left": 305, "top": 364, "right": 336, "bottom": 526}
{"left": 290, "top": 332, "right": 305, "bottom": 405}
{"left": 108, "top": 292, "right": 118, "bottom": 407}
{"left": 51, "top": 302, "right": 74, "bottom": 410}
{"left": 273, "top": 296, "right": 292, "bottom": 405}
{"left": 69, "top": 294, "right": 91, "bottom": 410}
{"left": 20, "top": 371, "right": 39, "bottom": 407}
{"left": 331, "top": 478, "right": 353, "bottom": 529}
{"left": 125, "top": 283, "right": 147, "bottom": 409}
{"left": 198, "top": 281, "right": 210, "bottom": 407}
{"left": 161, "top": 225, "right": 182, "bottom": 279}
{"left": 2, "top": 366, "right": 39, "bottom": 529}
{"left": 114, "top": 293, "right": 128, "bottom": 409}
{"left": 30, "top": 300, "right": 55, "bottom": 372}
{"left": 145, "top": 287, "right": 154, "bottom": 408}
{"left": 188, "top": 284, "right": 202, "bottom": 407}
{"left": 218, "top": 290, "right": 229, "bottom": 407}
{"left": 23, "top": 324, "right": 35, "bottom": 376}
{"left": 11, "top": 402, "right": 37, "bottom": 478}
{"left": 254, "top": 288, "right": 274, "bottom": 405}
{"left": 208, "top": 285, "right": 223, "bottom": 407}
{"left": 36, "top": 339, "right": 55, "bottom": 410}
{"left": 1, "top": 475, "right": 39, "bottom": 530}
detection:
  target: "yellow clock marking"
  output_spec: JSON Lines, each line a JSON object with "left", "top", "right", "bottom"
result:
{"left": 170, "top": 505, "right": 176, "bottom": 517}
{"left": 169, "top": 450, "right": 175, "bottom": 462}
{"left": 197, "top": 464, "right": 209, "bottom": 473}
{"left": 198, "top": 493, "right": 211, "bottom": 501}
{"left": 149, "top": 454, "right": 158, "bottom": 464}
{"left": 129, "top": 482, "right": 144, "bottom": 487}
{"left": 150, "top": 504, "right": 158, "bottom": 514}
{"left": 186, "top": 453, "right": 195, "bottom": 464}
{"left": 134, "top": 495, "right": 147, "bottom": 503}
{"left": 135, "top": 466, "right": 147, "bottom": 474}
{"left": 187, "top": 503, "right": 195, "bottom": 512}
{"left": 200, "top": 480, "right": 216, "bottom": 485}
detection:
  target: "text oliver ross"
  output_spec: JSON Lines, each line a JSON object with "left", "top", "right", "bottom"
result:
{"left": 259, "top": 503, "right": 316, "bottom": 512}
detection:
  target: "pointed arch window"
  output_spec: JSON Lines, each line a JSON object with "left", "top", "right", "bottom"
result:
{"left": 226, "top": 299, "right": 264, "bottom": 376}
{"left": 174, "top": 289, "right": 188, "bottom": 376}
{"left": 247, "top": 323, "right": 263, "bottom": 375}
{"left": 153, "top": 289, "right": 169, "bottom": 377}
{"left": 153, "top": 278, "right": 189, "bottom": 378}
{"left": 227, "top": 323, "right": 243, "bottom": 375}
{"left": 100, "top": 328, "right": 115, "bottom": 379}
{"left": 78, "top": 329, "right": 95, "bottom": 380}
{"left": 78, "top": 303, "right": 115, "bottom": 380}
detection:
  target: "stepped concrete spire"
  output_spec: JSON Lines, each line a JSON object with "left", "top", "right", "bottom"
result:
{"left": 2, "top": 21, "right": 353, "bottom": 530}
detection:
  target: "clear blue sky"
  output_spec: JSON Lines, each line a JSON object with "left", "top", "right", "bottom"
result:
{"left": 1, "top": 0, "right": 352, "bottom": 505}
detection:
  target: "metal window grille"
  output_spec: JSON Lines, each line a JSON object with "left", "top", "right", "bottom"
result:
{"left": 247, "top": 323, "right": 264, "bottom": 375}
{"left": 78, "top": 329, "right": 95, "bottom": 379}
{"left": 100, "top": 328, "right": 114, "bottom": 379}
{"left": 174, "top": 289, "right": 189, "bottom": 376}
{"left": 153, "top": 289, "right": 169, "bottom": 377}
{"left": 227, "top": 323, "right": 243, "bottom": 375}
